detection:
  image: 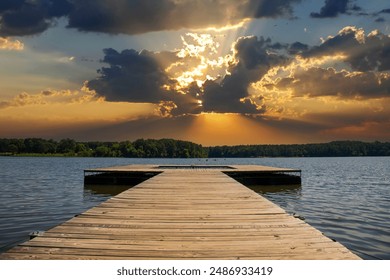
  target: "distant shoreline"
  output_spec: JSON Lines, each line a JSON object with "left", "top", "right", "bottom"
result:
{"left": 1, "top": 154, "right": 389, "bottom": 158}
{"left": 1, "top": 138, "right": 389, "bottom": 158}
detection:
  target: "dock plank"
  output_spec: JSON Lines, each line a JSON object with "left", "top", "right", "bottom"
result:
{"left": 1, "top": 166, "right": 360, "bottom": 260}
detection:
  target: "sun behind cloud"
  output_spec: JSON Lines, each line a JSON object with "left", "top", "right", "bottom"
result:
{"left": 1, "top": 1, "right": 390, "bottom": 144}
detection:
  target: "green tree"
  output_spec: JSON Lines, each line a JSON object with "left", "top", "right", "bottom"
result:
{"left": 57, "top": 139, "right": 76, "bottom": 154}
{"left": 95, "top": 145, "right": 111, "bottom": 157}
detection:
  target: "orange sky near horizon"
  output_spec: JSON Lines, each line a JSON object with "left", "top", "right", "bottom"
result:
{"left": 1, "top": 1, "right": 389, "bottom": 145}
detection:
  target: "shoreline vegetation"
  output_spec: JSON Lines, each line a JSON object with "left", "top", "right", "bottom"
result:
{"left": 1, "top": 138, "right": 390, "bottom": 158}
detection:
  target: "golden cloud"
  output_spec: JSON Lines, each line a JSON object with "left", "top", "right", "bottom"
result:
{"left": 0, "top": 85, "right": 99, "bottom": 109}
{"left": 0, "top": 37, "right": 24, "bottom": 51}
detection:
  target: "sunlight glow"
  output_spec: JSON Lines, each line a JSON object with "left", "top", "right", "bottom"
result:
{"left": 168, "top": 33, "right": 228, "bottom": 91}
{"left": 201, "top": 20, "right": 251, "bottom": 33}
{"left": 187, "top": 113, "right": 302, "bottom": 145}
{"left": 0, "top": 37, "right": 24, "bottom": 51}
{"left": 249, "top": 52, "right": 352, "bottom": 120}
{"left": 0, "top": 101, "right": 155, "bottom": 123}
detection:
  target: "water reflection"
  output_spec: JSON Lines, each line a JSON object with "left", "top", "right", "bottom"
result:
{"left": 245, "top": 184, "right": 304, "bottom": 221}
{"left": 245, "top": 184, "right": 302, "bottom": 196}
{"left": 84, "top": 184, "right": 132, "bottom": 197}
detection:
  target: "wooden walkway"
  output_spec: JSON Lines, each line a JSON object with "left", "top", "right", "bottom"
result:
{"left": 1, "top": 166, "right": 360, "bottom": 260}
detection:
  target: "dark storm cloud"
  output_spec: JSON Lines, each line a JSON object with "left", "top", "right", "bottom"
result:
{"left": 87, "top": 48, "right": 202, "bottom": 116}
{"left": 246, "top": 0, "right": 301, "bottom": 18}
{"left": 201, "top": 36, "right": 287, "bottom": 114}
{"left": 88, "top": 27, "right": 390, "bottom": 116}
{"left": 288, "top": 41, "right": 309, "bottom": 54}
{"left": 201, "top": 80, "right": 262, "bottom": 114}
{"left": 378, "top": 8, "right": 390, "bottom": 14}
{"left": 68, "top": 0, "right": 301, "bottom": 35}
{"left": 1, "top": 0, "right": 301, "bottom": 36}
{"left": 67, "top": 0, "right": 171, "bottom": 35}
{"left": 87, "top": 48, "right": 177, "bottom": 103}
{"left": 303, "top": 27, "right": 390, "bottom": 71}
{"left": 46, "top": 0, "right": 73, "bottom": 17}
{"left": 0, "top": 0, "right": 25, "bottom": 12}
{"left": 276, "top": 67, "right": 390, "bottom": 99}
{"left": 0, "top": 0, "right": 73, "bottom": 36}
{"left": 310, "top": 0, "right": 361, "bottom": 18}
{"left": 88, "top": 36, "right": 288, "bottom": 115}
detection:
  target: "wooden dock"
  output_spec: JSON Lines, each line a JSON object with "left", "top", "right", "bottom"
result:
{"left": 0, "top": 165, "right": 360, "bottom": 260}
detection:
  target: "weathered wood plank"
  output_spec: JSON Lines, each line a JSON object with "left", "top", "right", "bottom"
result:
{"left": 0, "top": 165, "right": 360, "bottom": 260}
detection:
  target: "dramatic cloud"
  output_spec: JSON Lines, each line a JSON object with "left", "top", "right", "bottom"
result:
{"left": 288, "top": 41, "right": 309, "bottom": 55}
{"left": 0, "top": 0, "right": 25, "bottom": 11}
{"left": 87, "top": 36, "right": 222, "bottom": 117}
{"left": 302, "top": 26, "right": 390, "bottom": 71}
{"left": 0, "top": 0, "right": 301, "bottom": 37}
{"left": 276, "top": 67, "right": 390, "bottom": 99}
{"left": 0, "top": 88, "right": 97, "bottom": 109}
{"left": 172, "top": 33, "right": 226, "bottom": 90}
{"left": 310, "top": 0, "right": 361, "bottom": 18}
{"left": 68, "top": 0, "right": 300, "bottom": 35}
{"left": 87, "top": 48, "right": 178, "bottom": 103}
{"left": 252, "top": 26, "right": 390, "bottom": 119}
{"left": 0, "top": 0, "right": 72, "bottom": 36}
{"left": 201, "top": 36, "right": 287, "bottom": 114}
{"left": 87, "top": 35, "right": 290, "bottom": 115}
{"left": 87, "top": 25, "right": 390, "bottom": 117}
{"left": 0, "top": 37, "right": 24, "bottom": 50}
{"left": 245, "top": 0, "right": 300, "bottom": 18}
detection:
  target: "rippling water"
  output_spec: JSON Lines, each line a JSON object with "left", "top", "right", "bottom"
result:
{"left": 0, "top": 156, "right": 389, "bottom": 259}
{"left": 254, "top": 157, "right": 390, "bottom": 260}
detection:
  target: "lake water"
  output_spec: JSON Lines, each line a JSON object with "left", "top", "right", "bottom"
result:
{"left": 0, "top": 157, "right": 389, "bottom": 259}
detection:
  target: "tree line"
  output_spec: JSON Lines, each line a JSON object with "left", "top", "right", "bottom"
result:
{"left": 208, "top": 141, "right": 390, "bottom": 157}
{"left": 0, "top": 138, "right": 389, "bottom": 157}
{"left": 0, "top": 138, "right": 207, "bottom": 158}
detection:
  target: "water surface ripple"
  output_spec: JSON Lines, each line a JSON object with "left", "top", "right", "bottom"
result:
{"left": 0, "top": 157, "right": 389, "bottom": 259}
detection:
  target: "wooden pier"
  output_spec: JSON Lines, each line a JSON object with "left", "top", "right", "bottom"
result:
{"left": 0, "top": 165, "right": 360, "bottom": 260}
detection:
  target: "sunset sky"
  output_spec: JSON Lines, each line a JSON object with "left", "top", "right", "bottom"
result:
{"left": 1, "top": 0, "right": 390, "bottom": 145}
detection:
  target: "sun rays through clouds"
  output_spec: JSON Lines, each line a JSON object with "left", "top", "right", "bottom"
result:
{"left": 1, "top": 0, "right": 390, "bottom": 143}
